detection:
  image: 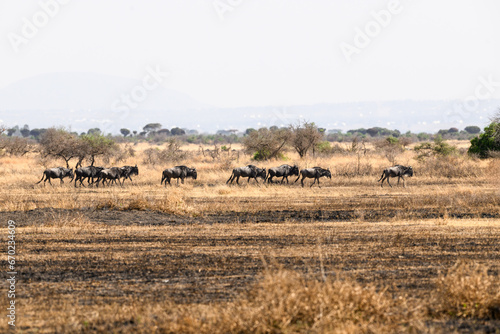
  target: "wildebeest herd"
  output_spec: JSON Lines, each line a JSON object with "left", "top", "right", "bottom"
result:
{"left": 36, "top": 164, "right": 414, "bottom": 188}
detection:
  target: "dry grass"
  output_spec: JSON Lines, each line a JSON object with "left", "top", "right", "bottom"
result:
{"left": 1, "top": 144, "right": 499, "bottom": 218}
{"left": 0, "top": 218, "right": 498, "bottom": 333}
{"left": 433, "top": 261, "right": 500, "bottom": 319}
{"left": 1, "top": 141, "right": 500, "bottom": 333}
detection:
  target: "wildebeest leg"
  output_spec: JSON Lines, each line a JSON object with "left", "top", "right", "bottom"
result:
{"left": 47, "top": 177, "right": 52, "bottom": 186}
{"left": 380, "top": 174, "right": 387, "bottom": 187}
{"left": 301, "top": 176, "right": 305, "bottom": 187}
{"left": 310, "top": 177, "right": 317, "bottom": 188}
{"left": 162, "top": 176, "right": 170, "bottom": 186}
{"left": 400, "top": 176, "right": 406, "bottom": 188}
{"left": 226, "top": 173, "right": 234, "bottom": 184}
{"left": 386, "top": 176, "right": 393, "bottom": 188}
{"left": 378, "top": 171, "right": 386, "bottom": 183}
{"left": 236, "top": 176, "right": 240, "bottom": 185}
{"left": 60, "top": 177, "right": 64, "bottom": 184}
{"left": 281, "top": 176, "right": 286, "bottom": 184}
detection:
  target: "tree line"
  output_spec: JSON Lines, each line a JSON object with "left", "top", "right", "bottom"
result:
{"left": 0, "top": 119, "right": 498, "bottom": 162}
{"left": 2, "top": 122, "right": 482, "bottom": 143}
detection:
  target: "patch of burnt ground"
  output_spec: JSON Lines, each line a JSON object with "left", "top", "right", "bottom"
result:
{"left": 2, "top": 207, "right": 499, "bottom": 226}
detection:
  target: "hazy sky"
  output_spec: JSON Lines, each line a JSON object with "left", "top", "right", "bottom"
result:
{"left": 1, "top": 0, "right": 500, "bottom": 108}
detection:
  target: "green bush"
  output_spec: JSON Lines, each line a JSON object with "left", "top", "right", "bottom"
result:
{"left": 414, "top": 136, "right": 456, "bottom": 159}
{"left": 468, "top": 123, "right": 500, "bottom": 158}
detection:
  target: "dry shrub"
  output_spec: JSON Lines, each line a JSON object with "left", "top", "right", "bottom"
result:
{"left": 335, "top": 161, "right": 373, "bottom": 177}
{"left": 0, "top": 136, "right": 34, "bottom": 156}
{"left": 126, "top": 198, "right": 150, "bottom": 211}
{"left": 142, "top": 140, "right": 189, "bottom": 166}
{"left": 416, "top": 156, "right": 483, "bottom": 178}
{"left": 39, "top": 210, "right": 91, "bottom": 227}
{"left": 170, "top": 269, "right": 418, "bottom": 334}
{"left": 487, "top": 159, "right": 500, "bottom": 179}
{"left": 95, "top": 199, "right": 119, "bottom": 210}
{"left": 154, "top": 190, "right": 197, "bottom": 215}
{"left": 124, "top": 190, "right": 198, "bottom": 215}
{"left": 106, "top": 144, "right": 136, "bottom": 164}
{"left": 433, "top": 261, "right": 500, "bottom": 319}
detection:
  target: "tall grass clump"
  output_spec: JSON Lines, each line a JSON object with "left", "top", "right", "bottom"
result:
{"left": 432, "top": 261, "right": 500, "bottom": 319}
{"left": 416, "top": 156, "right": 484, "bottom": 178}
{"left": 169, "top": 269, "right": 419, "bottom": 334}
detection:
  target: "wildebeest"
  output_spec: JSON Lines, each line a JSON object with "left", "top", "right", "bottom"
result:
{"left": 161, "top": 166, "right": 197, "bottom": 186}
{"left": 295, "top": 167, "right": 331, "bottom": 187}
{"left": 120, "top": 165, "right": 139, "bottom": 185}
{"left": 226, "top": 165, "right": 266, "bottom": 185}
{"left": 74, "top": 166, "right": 104, "bottom": 187}
{"left": 94, "top": 167, "right": 123, "bottom": 187}
{"left": 36, "top": 167, "right": 74, "bottom": 185}
{"left": 267, "top": 164, "right": 299, "bottom": 184}
{"left": 378, "top": 165, "right": 414, "bottom": 188}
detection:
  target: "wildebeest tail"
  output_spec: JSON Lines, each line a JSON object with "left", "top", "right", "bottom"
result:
{"left": 35, "top": 172, "right": 46, "bottom": 184}
{"left": 294, "top": 171, "right": 302, "bottom": 183}
{"left": 377, "top": 170, "right": 386, "bottom": 182}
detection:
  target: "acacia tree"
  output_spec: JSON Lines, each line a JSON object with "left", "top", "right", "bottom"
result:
{"left": 290, "top": 122, "right": 323, "bottom": 158}
{"left": 76, "top": 134, "right": 117, "bottom": 167}
{"left": 120, "top": 128, "right": 131, "bottom": 137}
{"left": 242, "top": 127, "right": 291, "bottom": 160}
{"left": 143, "top": 123, "right": 162, "bottom": 135}
{"left": 38, "top": 128, "right": 81, "bottom": 168}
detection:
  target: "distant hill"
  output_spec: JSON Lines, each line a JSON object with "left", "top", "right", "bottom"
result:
{"left": 0, "top": 72, "right": 498, "bottom": 134}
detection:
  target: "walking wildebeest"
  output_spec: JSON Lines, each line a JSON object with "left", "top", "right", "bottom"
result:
{"left": 226, "top": 165, "right": 267, "bottom": 185}
{"left": 94, "top": 167, "right": 123, "bottom": 187}
{"left": 74, "top": 166, "right": 104, "bottom": 187}
{"left": 378, "top": 165, "right": 414, "bottom": 188}
{"left": 295, "top": 167, "right": 331, "bottom": 187}
{"left": 120, "top": 165, "right": 139, "bottom": 185}
{"left": 161, "top": 166, "right": 197, "bottom": 186}
{"left": 36, "top": 167, "right": 74, "bottom": 186}
{"left": 267, "top": 164, "right": 299, "bottom": 184}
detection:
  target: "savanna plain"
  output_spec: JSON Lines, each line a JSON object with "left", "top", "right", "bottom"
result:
{"left": 1, "top": 142, "right": 499, "bottom": 333}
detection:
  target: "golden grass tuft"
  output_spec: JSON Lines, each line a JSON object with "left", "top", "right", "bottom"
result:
{"left": 432, "top": 261, "right": 500, "bottom": 319}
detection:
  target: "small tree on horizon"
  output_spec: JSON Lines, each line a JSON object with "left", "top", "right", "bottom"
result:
{"left": 120, "top": 128, "right": 131, "bottom": 137}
